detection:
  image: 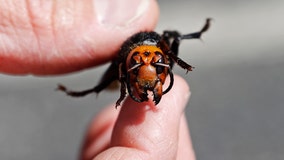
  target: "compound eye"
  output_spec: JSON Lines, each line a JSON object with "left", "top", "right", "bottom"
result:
{"left": 156, "top": 65, "right": 164, "bottom": 74}
{"left": 154, "top": 52, "right": 165, "bottom": 74}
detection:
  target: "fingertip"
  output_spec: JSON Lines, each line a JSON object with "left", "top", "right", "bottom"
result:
{"left": 109, "top": 75, "right": 190, "bottom": 159}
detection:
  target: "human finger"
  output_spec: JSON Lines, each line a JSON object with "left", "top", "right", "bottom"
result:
{"left": 94, "top": 75, "right": 190, "bottom": 160}
{"left": 0, "top": 0, "right": 159, "bottom": 75}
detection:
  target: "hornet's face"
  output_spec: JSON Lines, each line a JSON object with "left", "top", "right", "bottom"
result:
{"left": 126, "top": 45, "right": 171, "bottom": 104}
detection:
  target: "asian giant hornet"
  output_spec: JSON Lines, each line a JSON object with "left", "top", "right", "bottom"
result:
{"left": 57, "top": 18, "right": 211, "bottom": 108}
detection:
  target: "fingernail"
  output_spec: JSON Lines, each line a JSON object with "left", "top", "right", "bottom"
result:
{"left": 94, "top": 0, "right": 149, "bottom": 27}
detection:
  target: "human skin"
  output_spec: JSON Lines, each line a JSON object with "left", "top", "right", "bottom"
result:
{"left": 0, "top": 0, "right": 159, "bottom": 75}
{"left": 81, "top": 75, "right": 195, "bottom": 160}
{"left": 0, "top": 0, "right": 195, "bottom": 159}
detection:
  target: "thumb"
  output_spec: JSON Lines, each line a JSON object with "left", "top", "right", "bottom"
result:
{"left": 0, "top": 0, "right": 159, "bottom": 75}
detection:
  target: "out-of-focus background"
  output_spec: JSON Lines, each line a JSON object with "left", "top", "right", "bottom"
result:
{"left": 1, "top": 0, "right": 283, "bottom": 159}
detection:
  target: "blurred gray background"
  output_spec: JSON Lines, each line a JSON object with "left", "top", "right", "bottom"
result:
{"left": 1, "top": 0, "right": 284, "bottom": 159}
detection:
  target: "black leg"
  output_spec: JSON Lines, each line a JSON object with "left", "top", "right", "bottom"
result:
{"left": 115, "top": 81, "right": 127, "bottom": 108}
{"left": 57, "top": 62, "right": 119, "bottom": 97}
{"left": 162, "top": 30, "right": 181, "bottom": 46}
{"left": 162, "top": 68, "right": 174, "bottom": 94}
{"left": 161, "top": 18, "right": 211, "bottom": 71}
{"left": 166, "top": 50, "right": 194, "bottom": 72}
{"left": 171, "top": 18, "right": 212, "bottom": 56}
{"left": 57, "top": 84, "right": 98, "bottom": 97}
{"left": 57, "top": 76, "right": 116, "bottom": 97}
{"left": 94, "top": 62, "right": 119, "bottom": 93}
{"left": 161, "top": 31, "right": 181, "bottom": 56}
{"left": 180, "top": 18, "right": 211, "bottom": 40}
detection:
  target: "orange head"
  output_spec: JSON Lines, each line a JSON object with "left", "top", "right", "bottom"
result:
{"left": 126, "top": 45, "right": 173, "bottom": 104}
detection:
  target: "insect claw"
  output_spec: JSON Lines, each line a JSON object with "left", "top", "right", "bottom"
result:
{"left": 56, "top": 84, "right": 67, "bottom": 91}
{"left": 153, "top": 93, "right": 161, "bottom": 105}
{"left": 115, "top": 102, "right": 120, "bottom": 109}
{"left": 153, "top": 82, "right": 163, "bottom": 105}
